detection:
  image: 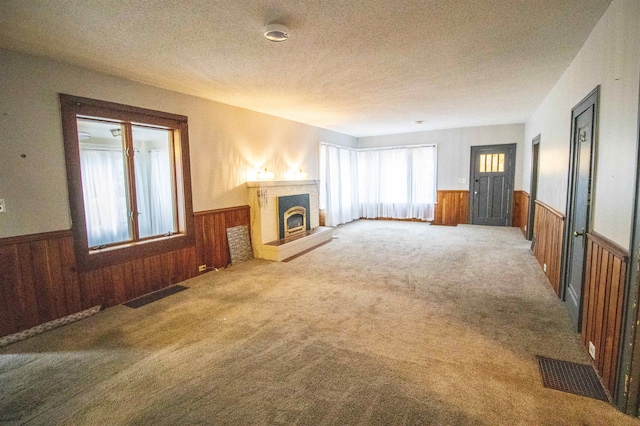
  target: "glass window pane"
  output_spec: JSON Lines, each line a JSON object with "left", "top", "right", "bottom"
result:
{"left": 77, "top": 119, "right": 131, "bottom": 247}
{"left": 492, "top": 154, "right": 499, "bottom": 172}
{"left": 498, "top": 154, "right": 505, "bottom": 172}
{"left": 479, "top": 154, "right": 486, "bottom": 172}
{"left": 132, "top": 126, "right": 177, "bottom": 238}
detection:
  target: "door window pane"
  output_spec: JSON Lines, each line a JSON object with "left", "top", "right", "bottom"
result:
{"left": 479, "top": 152, "right": 506, "bottom": 173}
{"left": 77, "top": 119, "right": 131, "bottom": 247}
{"left": 132, "top": 126, "right": 177, "bottom": 238}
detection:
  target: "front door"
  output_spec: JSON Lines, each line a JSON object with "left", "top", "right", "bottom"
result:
{"left": 565, "top": 89, "right": 598, "bottom": 327}
{"left": 470, "top": 144, "right": 516, "bottom": 226}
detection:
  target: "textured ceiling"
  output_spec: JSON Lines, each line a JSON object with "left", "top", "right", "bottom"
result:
{"left": 0, "top": 0, "right": 612, "bottom": 137}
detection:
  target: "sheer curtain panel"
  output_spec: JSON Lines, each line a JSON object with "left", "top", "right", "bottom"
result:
{"left": 358, "top": 146, "right": 436, "bottom": 221}
{"left": 320, "top": 144, "right": 359, "bottom": 227}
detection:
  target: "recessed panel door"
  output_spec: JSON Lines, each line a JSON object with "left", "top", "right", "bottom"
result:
{"left": 470, "top": 144, "right": 516, "bottom": 226}
{"left": 565, "top": 101, "right": 595, "bottom": 327}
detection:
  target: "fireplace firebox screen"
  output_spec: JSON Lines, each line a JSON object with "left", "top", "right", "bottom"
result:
{"left": 277, "top": 194, "right": 311, "bottom": 239}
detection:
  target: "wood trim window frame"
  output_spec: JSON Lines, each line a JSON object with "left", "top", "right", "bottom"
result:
{"left": 60, "top": 94, "right": 195, "bottom": 271}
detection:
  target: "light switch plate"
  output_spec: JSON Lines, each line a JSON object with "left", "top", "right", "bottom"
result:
{"left": 589, "top": 341, "right": 596, "bottom": 359}
{"left": 458, "top": 178, "right": 467, "bottom": 184}
{"left": 0, "top": 199, "right": 5, "bottom": 212}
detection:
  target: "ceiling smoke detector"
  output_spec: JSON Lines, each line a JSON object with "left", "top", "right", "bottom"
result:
{"left": 264, "top": 24, "right": 289, "bottom": 42}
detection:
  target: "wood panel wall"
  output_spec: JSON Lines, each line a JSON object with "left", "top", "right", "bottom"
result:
{"left": 582, "top": 232, "right": 628, "bottom": 395}
{"left": 195, "top": 205, "right": 251, "bottom": 270}
{"left": 532, "top": 200, "right": 565, "bottom": 296}
{"left": 512, "top": 190, "right": 530, "bottom": 235}
{"left": 433, "top": 190, "right": 469, "bottom": 225}
{"left": 0, "top": 205, "right": 250, "bottom": 338}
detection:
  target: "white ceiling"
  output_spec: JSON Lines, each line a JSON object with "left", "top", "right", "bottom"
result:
{"left": 0, "top": 0, "right": 612, "bottom": 137}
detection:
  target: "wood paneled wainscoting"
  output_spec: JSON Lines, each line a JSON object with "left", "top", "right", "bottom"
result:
{"left": 512, "top": 191, "right": 530, "bottom": 235}
{"left": 532, "top": 200, "right": 565, "bottom": 296}
{"left": 195, "top": 206, "right": 251, "bottom": 271}
{"left": 434, "top": 190, "right": 530, "bottom": 229}
{"left": 0, "top": 205, "right": 250, "bottom": 338}
{"left": 582, "top": 232, "right": 628, "bottom": 396}
{"left": 433, "top": 190, "right": 469, "bottom": 225}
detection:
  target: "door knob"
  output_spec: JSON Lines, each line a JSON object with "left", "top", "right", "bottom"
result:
{"left": 573, "top": 228, "right": 585, "bottom": 237}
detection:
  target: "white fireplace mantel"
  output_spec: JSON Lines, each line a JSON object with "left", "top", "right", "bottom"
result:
{"left": 246, "top": 180, "right": 318, "bottom": 188}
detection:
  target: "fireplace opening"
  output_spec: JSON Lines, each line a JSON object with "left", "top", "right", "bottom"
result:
{"left": 278, "top": 194, "right": 311, "bottom": 239}
{"left": 284, "top": 206, "right": 306, "bottom": 237}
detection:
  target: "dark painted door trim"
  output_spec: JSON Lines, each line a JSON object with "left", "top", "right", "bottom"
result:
{"left": 560, "top": 86, "right": 599, "bottom": 326}
{"left": 527, "top": 135, "right": 540, "bottom": 240}
{"left": 617, "top": 74, "right": 640, "bottom": 414}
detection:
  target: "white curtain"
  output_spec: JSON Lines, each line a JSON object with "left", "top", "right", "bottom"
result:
{"left": 80, "top": 147, "right": 174, "bottom": 246}
{"left": 320, "top": 144, "right": 359, "bottom": 226}
{"left": 358, "top": 146, "right": 436, "bottom": 220}
{"left": 79, "top": 148, "right": 130, "bottom": 247}
{"left": 136, "top": 148, "right": 174, "bottom": 238}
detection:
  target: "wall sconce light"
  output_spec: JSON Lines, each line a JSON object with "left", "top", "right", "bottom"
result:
{"left": 257, "top": 167, "right": 275, "bottom": 181}
{"left": 285, "top": 168, "right": 308, "bottom": 180}
{"left": 294, "top": 168, "right": 308, "bottom": 180}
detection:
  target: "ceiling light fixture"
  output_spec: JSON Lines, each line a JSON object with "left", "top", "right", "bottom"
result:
{"left": 414, "top": 120, "right": 424, "bottom": 125}
{"left": 78, "top": 131, "right": 91, "bottom": 140}
{"left": 110, "top": 128, "right": 122, "bottom": 137}
{"left": 264, "top": 24, "right": 289, "bottom": 42}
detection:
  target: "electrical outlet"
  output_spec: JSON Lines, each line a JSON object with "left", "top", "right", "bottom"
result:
{"left": 589, "top": 341, "right": 596, "bottom": 359}
{"left": 458, "top": 178, "right": 466, "bottom": 184}
{"left": 0, "top": 199, "right": 5, "bottom": 212}
{"left": 198, "top": 264, "right": 207, "bottom": 272}
{"left": 543, "top": 263, "right": 547, "bottom": 272}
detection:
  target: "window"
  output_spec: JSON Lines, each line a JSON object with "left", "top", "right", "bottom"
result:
{"left": 60, "top": 95, "right": 194, "bottom": 270}
{"left": 358, "top": 146, "right": 436, "bottom": 220}
{"left": 479, "top": 153, "right": 504, "bottom": 173}
{"left": 320, "top": 143, "right": 437, "bottom": 225}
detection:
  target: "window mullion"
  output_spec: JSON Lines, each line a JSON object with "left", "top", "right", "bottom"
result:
{"left": 123, "top": 123, "right": 140, "bottom": 241}
{"left": 169, "top": 130, "right": 180, "bottom": 233}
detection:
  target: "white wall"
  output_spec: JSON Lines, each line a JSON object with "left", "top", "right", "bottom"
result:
{"left": 0, "top": 49, "right": 356, "bottom": 239}
{"left": 358, "top": 124, "right": 525, "bottom": 190}
{"left": 523, "top": 0, "right": 640, "bottom": 248}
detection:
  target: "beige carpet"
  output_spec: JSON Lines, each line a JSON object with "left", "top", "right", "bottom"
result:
{"left": 1, "top": 220, "right": 638, "bottom": 425}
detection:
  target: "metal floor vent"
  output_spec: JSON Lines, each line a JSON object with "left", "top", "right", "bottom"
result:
{"left": 536, "top": 355, "right": 609, "bottom": 402}
{"left": 124, "top": 285, "right": 188, "bottom": 309}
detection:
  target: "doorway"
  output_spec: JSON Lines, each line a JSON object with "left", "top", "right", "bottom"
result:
{"left": 562, "top": 86, "right": 599, "bottom": 328}
{"left": 469, "top": 144, "right": 516, "bottom": 226}
{"left": 527, "top": 135, "right": 540, "bottom": 240}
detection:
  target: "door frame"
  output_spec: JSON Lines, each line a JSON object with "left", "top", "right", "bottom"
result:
{"left": 468, "top": 143, "right": 517, "bottom": 226}
{"left": 560, "top": 86, "right": 600, "bottom": 323}
{"left": 616, "top": 73, "right": 640, "bottom": 413}
{"left": 527, "top": 135, "right": 541, "bottom": 240}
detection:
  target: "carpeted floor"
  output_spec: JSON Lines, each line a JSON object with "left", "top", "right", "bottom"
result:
{"left": 1, "top": 220, "right": 638, "bottom": 425}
